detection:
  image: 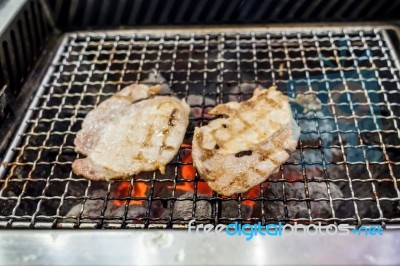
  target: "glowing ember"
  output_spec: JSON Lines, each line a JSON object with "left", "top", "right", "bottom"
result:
{"left": 180, "top": 144, "right": 196, "bottom": 180}
{"left": 168, "top": 144, "right": 213, "bottom": 195}
{"left": 287, "top": 175, "right": 305, "bottom": 183}
{"left": 242, "top": 185, "right": 262, "bottom": 207}
{"left": 113, "top": 143, "right": 263, "bottom": 208}
{"left": 171, "top": 144, "right": 264, "bottom": 205}
{"left": 197, "top": 182, "right": 213, "bottom": 195}
{"left": 114, "top": 181, "right": 147, "bottom": 206}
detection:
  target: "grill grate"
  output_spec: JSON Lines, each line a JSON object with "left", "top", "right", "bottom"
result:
{"left": 1, "top": 27, "right": 400, "bottom": 228}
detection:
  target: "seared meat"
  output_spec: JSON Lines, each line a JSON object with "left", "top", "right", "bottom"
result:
{"left": 192, "top": 86, "right": 300, "bottom": 196}
{"left": 73, "top": 84, "right": 190, "bottom": 181}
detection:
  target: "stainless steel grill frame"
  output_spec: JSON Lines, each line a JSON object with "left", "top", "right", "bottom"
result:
{"left": 0, "top": 0, "right": 51, "bottom": 158}
{"left": 1, "top": 26, "right": 400, "bottom": 229}
{"left": 45, "top": 0, "right": 400, "bottom": 29}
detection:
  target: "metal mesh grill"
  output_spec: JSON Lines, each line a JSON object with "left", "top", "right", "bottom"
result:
{"left": 1, "top": 27, "right": 400, "bottom": 228}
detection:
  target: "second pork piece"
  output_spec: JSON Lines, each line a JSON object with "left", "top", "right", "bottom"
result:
{"left": 192, "top": 86, "right": 301, "bottom": 196}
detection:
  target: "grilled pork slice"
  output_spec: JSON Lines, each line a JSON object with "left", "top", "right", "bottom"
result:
{"left": 73, "top": 84, "right": 190, "bottom": 181}
{"left": 192, "top": 86, "right": 300, "bottom": 196}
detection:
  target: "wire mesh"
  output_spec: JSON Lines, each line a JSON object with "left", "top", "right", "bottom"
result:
{"left": 1, "top": 27, "right": 400, "bottom": 228}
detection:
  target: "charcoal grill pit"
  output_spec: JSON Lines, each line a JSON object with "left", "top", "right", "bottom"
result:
{"left": 1, "top": 26, "right": 400, "bottom": 229}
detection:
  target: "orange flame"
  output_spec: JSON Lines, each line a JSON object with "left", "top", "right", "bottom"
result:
{"left": 171, "top": 144, "right": 261, "bottom": 207}
{"left": 168, "top": 144, "right": 213, "bottom": 195}
{"left": 114, "top": 182, "right": 147, "bottom": 206}
{"left": 181, "top": 148, "right": 196, "bottom": 180}
{"left": 241, "top": 186, "right": 261, "bottom": 207}
{"left": 112, "top": 144, "right": 263, "bottom": 208}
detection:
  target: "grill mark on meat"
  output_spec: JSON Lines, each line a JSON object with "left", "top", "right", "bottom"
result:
{"left": 160, "top": 129, "right": 170, "bottom": 153}
{"left": 168, "top": 108, "right": 177, "bottom": 126}
{"left": 236, "top": 112, "right": 267, "bottom": 142}
{"left": 159, "top": 129, "right": 169, "bottom": 153}
{"left": 203, "top": 105, "right": 279, "bottom": 158}
{"left": 253, "top": 167, "right": 267, "bottom": 177}
{"left": 196, "top": 131, "right": 203, "bottom": 145}
{"left": 196, "top": 132, "right": 217, "bottom": 161}
{"left": 258, "top": 149, "right": 280, "bottom": 165}
{"left": 200, "top": 149, "right": 216, "bottom": 162}
{"left": 236, "top": 112, "right": 249, "bottom": 126}
{"left": 208, "top": 111, "right": 269, "bottom": 150}
{"left": 136, "top": 152, "right": 144, "bottom": 161}
{"left": 160, "top": 129, "right": 174, "bottom": 151}
{"left": 224, "top": 173, "right": 250, "bottom": 194}
{"left": 235, "top": 150, "right": 253, "bottom": 157}
{"left": 160, "top": 108, "right": 178, "bottom": 154}
{"left": 160, "top": 145, "right": 175, "bottom": 151}
{"left": 259, "top": 94, "right": 282, "bottom": 109}
{"left": 137, "top": 126, "right": 155, "bottom": 160}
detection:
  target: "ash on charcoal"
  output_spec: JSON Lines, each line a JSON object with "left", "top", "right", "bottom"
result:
{"left": 220, "top": 200, "right": 253, "bottom": 218}
{"left": 162, "top": 192, "right": 254, "bottom": 220}
{"left": 0, "top": 199, "right": 17, "bottom": 216}
{"left": 141, "top": 69, "right": 172, "bottom": 95}
{"left": 264, "top": 181, "right": 343, "bottom": 220}
{"left": 335, "top": 163, "right": 400, "bottom": 220}
{"left": 67, "top": 199, "right": 147, "bottom": 217}
{"left": 186, "top": 93, "right": 216, "bottom": 137}
{"left": 65, "top": 198, "right": 147, "bottom": 222}
{"left": 164, "top": 192, "right": 211, "bottom": 219}
{"left": 324, "top": 111, "right": 400, "bottom": 220}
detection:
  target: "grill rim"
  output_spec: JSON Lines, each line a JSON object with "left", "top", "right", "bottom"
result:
{"left": 43, "top": 0, "right": 400, "bottom": 30}
{"left": 1, "top": 230, "right": 400, "bottom": 266}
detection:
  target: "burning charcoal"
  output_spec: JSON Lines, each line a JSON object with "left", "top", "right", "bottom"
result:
{"left": 187, "top": 94, "right": 216, "bottom": 112}
{"left": 220, "top": 200, "right": 253, "bottom": 218}
{"left": 187, "top": 94, "right": 216, "bottom": 130}
{"left": 65, "top": 198, "right": 147, "bottom": 220}
{"left": 0, "top": 199, "right": 16, "bottom": 216}
{"left": 163, "top": 193, "right": 254, "bottom": 220}
{"left": 308, "top": 111, "right": 335, "bottom": 132}
{"left": 336, "top": 163, "right": 400, "bottom": 219}
{"left": 66, "top": 199, "right": 102, "bottom": 220}
{"left": 187, "top": 96, "right": 214, "bottom": 123}
{"left": 224, "top": 83, "right": 258, "bottom": 103}
{"left": 146, "top": 200, "right": 166, "bottom": 219}
{"left": 107, "top": 203, "right": 147, "bottom": 218}
{"left": 264, "top": 181, "right": 343, "bottom": 220}
{"left": 307, "top": 182, "right": 343, "bottom": 218}
{"left": 162, "top": 192, "right": 211, "bottom": 219}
